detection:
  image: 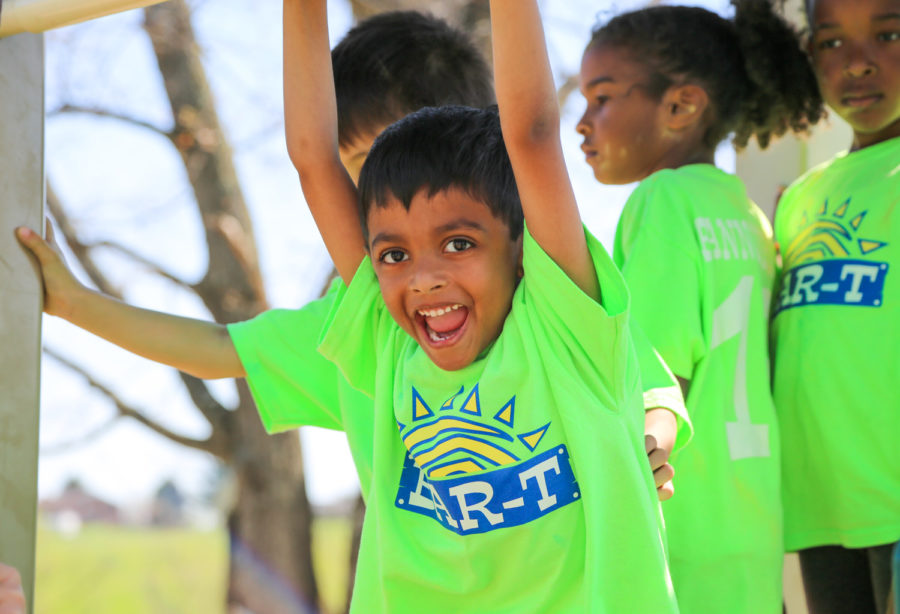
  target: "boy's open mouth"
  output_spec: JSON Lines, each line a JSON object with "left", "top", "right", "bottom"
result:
{"left": 415, "top": 303, "right": 469, "bottom": 345}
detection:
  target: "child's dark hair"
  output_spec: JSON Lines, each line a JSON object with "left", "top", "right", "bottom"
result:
{"left": 332, "top": 11, "right": 495, "bottom": 148}
{"left": 587, "top": 0, "right": 825, "bottom": 149}
{"left": 357, "top": 105, "right": 523, "bottom": 242}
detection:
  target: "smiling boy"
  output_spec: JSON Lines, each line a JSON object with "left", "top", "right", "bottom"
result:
{"left": 284, "top": 0, "right": 678, "bottom": 610}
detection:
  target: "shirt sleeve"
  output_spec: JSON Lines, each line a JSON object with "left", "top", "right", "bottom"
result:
{"left": 614, "top": 179, "right": 705, "bottom": 380}
{"left": 630, "top": 319, "right": 692, "bottom": 452}
{"left": 318, "top": 256, "right": 396, "bottom": 398}
{"left": 228, "top": 286, "right": 348, "bottom": 433}
{"left": 519, "top": 225, "right": 631, "bottom": 401}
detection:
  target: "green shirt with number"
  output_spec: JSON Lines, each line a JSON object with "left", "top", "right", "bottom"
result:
{"left": 614, "top": 164, "right": 782, "bottom": 614}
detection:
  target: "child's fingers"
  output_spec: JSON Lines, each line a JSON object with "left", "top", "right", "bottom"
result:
{"left": 647, "top": 447, "right": 669, "bottom": 472}
{"left": 645, "top": 433, "right": 658, "bottom": 455}
{"left": 15, "top": 226, "right": 60, "bottom": 266}
{"left": 45, "top": 218, "right": 57, "bottom": 246}
{"left": 0, "top": 563, "right": 21, "bottom": 588}
{"left": 0, "top": 563, "right": 25, "bottom": 614}
{"left": 653, "top": 461, "right": 674, "bottom": 489}
{"left": 657, "top": 480, "right": 674, "bottom": 502}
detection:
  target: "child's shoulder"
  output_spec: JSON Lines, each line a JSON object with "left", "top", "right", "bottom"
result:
{"left": 632, "top": 164, "right": 736, "bottom": 204}
{"left": 623, "top": 165, "right": 732, "bottom": 231}
{"left": 783, "top": 137, "right": 900, "bottom": 203}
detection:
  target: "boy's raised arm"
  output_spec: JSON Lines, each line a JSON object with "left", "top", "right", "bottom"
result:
{"left": 283, "top": 0, "right": 365, "bottom": 284}
{"left": 488, "top": 0, "right": 599, "bottom": 302}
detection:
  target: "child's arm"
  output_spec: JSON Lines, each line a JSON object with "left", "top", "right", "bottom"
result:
{"left": 15, "top": 225, "right": 243, "bottom": 380}
{"left": 489, "top": 0, "right": 600, "bottom": 302}
{"left": 283, "top": 0, "right": 365, "bottom": 285}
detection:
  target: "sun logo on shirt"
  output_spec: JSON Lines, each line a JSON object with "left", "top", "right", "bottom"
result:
{"left": 397, "top": 384, "right": 551, "bottom": 480}
{"left": 783, "top": 197, "right": 887, "bottom": 269}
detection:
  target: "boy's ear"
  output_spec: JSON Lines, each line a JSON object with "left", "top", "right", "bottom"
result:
{"left": 661, "top": 84, "right": 709, "bottom": 132}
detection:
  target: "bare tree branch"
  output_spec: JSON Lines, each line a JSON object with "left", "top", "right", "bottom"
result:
{"left": 178, "top": 371, "right": 233, "bottom": 431}
{"left": 86, "top": 239, "right": 197, "bottom": 291}
{"left": 50, "top": 104, "right": 173, "bottom": 140}
{"left": 41, "top": 415, "right": 120, "bottom": 455}
{"left": 45, "top": 348, "right": 221, "bottom": 457}
{"left": 46, "top": 183, "right": 120, "bottom": 296}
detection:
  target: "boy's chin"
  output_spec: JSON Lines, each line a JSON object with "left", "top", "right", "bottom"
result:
{"left": 422, "top": 346, "right": 477, "bottom": 372}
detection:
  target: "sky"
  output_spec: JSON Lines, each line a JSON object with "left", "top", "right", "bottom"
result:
{"left": 37, "top": 0, "right": 733, "bottom": 508}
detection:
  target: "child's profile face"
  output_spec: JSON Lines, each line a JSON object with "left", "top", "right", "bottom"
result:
{"left": 367, "top": 188, "right": 522, "bottom": 371}
{"left": 808, "top": 0, "right": 900, "bottom": 148}
{"left": 575, "top": 43, "right": 671, "bottom": 185}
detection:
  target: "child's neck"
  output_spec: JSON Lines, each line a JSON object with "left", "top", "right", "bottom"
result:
{"left": 650, "top": 145, "right": 716, "bottom": 177}
{"left": 851, "top": 130, "right": 900, "bottom": 153}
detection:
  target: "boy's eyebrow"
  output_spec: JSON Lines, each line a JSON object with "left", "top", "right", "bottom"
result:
{"left": 370, "top": 231, "right": 405, "bottom": 248}
{"left": 370, "top": 218, "right": 488, "bottom": 249}
{"left": 433, "top": 218, "right": 488, "bottom": 235}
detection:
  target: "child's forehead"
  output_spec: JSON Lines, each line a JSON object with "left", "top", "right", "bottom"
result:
{"left": 366, "top": 187, "right": 513, "bottom": 239}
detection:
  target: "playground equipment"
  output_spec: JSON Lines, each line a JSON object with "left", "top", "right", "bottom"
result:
{"left": 0, "top": 4, "right": 164, "bottom": 612}
{"left": 0, "top": 0, "right": 165, "bottom": 36}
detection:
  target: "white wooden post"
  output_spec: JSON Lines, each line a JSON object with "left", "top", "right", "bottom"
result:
{"left": 0, "top": 31, "right": 44, "bottom": 614}
{"left": 0, "top": 3, "right": 167, "bottom": 610}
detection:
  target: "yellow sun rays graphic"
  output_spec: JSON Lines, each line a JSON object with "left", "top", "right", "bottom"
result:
{"left": 783, "top": 198, "right": 886, "bottom": 269}
{"left": 402, "top": 384, "right": 550, "bottom": 479}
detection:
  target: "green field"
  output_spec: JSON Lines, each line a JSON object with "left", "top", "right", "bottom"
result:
{"left": 35, "top": 517, "right": 352, "bottom": 614}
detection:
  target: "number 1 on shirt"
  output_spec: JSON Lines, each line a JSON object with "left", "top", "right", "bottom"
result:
{"left": 711, "top": 275, "right": 770, "bottom": 461}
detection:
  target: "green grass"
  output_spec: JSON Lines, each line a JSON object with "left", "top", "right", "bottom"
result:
{"left": 35, "top": 517, "right": 353, "bottom": 614}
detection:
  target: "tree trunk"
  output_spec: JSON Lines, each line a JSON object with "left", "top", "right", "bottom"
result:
{"left": 141, "top": 2, "right": 318, "bottom": 610}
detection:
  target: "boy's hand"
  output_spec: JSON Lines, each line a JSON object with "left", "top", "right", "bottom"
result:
{"left": 644, "top": 407, "right": 677, "bottom": 501}
{"left": 15, "top": 222, "right": 84, "bottom": 319}
{"left": 0, "top": 563, "right": 26, "bottom": 614}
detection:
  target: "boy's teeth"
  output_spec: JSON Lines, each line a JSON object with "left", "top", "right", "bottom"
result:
{"left": 418, "top": 304, "right": 461, "bottom": 317}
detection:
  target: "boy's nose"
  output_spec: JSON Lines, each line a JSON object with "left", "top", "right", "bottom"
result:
{"left": 409, "top": 263, "right": 448, "bottom": 293}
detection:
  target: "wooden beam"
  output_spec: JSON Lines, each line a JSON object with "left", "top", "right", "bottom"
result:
{"left": 0, "top": 0, "right": 167, "bottom": 37}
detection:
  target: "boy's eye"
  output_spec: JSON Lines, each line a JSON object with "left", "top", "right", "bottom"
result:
{"left": 595, "top": 95, "right": 610, "bottom": 106}
{"left": 380, "top": 249, "right": 408, "bottom": 264}
{"left": 877, "top": 31, "right": 900, "bottom": 42}
{"left": 445, "top": 238, "right": 474, "bottom": 253}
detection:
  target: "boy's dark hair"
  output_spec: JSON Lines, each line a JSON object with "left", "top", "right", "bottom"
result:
{"left": 332, "top": 11, "right": 495, "bottom": 148}
{"left": 357, "top": 105, "right": 523, "bottom": 242}
{"left": 587, "top": 1, "right": 825, "bottom": 149}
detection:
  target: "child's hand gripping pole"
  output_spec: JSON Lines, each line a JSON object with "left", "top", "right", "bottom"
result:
{"left": 14, "top": 223, "right": 243, "bottom": 380}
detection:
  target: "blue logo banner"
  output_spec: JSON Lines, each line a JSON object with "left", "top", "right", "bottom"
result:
{"left": 776, "top": 259, "right": 888, "bottom": 314}
{"left": 395, "top": 445, "right": 580, "bottom": 535}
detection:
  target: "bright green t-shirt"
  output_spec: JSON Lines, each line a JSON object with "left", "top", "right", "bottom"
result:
{"left": 229, "top": 286, "right": 376, "bottom": 497}
{"left": 318, "top": 227, "right": 677, "bottom": 614}
{"left": 614, "top": 164, "right": 782, "bottom": 614}
{"left": 228, "top": 286, "right": 688, "bottom": 505}
{"left": 772, "top": 136, "right": 900, "bottom": 551}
